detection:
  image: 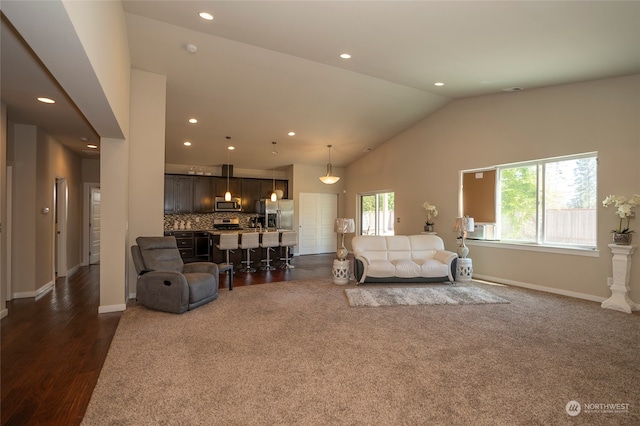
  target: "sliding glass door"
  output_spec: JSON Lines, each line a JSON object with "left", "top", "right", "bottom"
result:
{"left": 359, "top": 192, "right": 394, "bottom": 236}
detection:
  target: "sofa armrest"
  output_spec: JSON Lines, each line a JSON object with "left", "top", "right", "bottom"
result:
{"left": 136, "top": 271, "right": 190, "bottom": 313}
{"left": 354, "top": 255, "right": 371, "bottom": 284}
{"left": 434, "top": 250, "right": 458, "bottom": 282}
{"left": 183, "top": 262, "right": 219, "bottom": 275}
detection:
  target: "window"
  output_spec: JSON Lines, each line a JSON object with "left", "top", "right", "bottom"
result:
{"left": 465, "top": 152, "right": 597, "bottom": 249}
{"left": 359, "top": 192, "right": 394, "bottom": 236}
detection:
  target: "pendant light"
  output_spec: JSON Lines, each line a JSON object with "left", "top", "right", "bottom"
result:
{"left": 224, "top": 142, "right": 233, "bottom": 201}
{"left": 270, "top": 142, "right": 278, "bottom": 201}
{"left": 319, "top": 144, "right": 340, "bottom": 184}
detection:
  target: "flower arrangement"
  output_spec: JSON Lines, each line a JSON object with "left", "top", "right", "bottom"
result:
{"left": 602, "top": 194, "right": 640, "bottom": 233}
{"left": 422, "top": 201, "right": 438, "bottom": 225}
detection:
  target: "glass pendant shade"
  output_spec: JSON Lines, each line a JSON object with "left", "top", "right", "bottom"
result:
{"left": 319, "top": 145, "right": 340, "bottom": 184}
{"left": 224, "top": 191, "right": 231, "bottom": 201}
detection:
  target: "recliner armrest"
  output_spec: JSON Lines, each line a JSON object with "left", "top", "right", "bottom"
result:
{"left": 183, "top": 262, "right": 219, "bottom": 275}
{"left": 136, "top": 271, "right": 190, "bottom": 314}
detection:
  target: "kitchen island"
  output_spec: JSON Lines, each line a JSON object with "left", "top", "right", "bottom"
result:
{"left": 164, "top": 229, "right": 295, "bottom": 268}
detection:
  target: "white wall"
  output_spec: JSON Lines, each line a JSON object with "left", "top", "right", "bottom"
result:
{"left": 346, "top": 74, "right": 640, "bottom": 301}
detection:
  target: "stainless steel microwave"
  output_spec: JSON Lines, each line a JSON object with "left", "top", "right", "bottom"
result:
{"left": 214, "top": 197, "right": 242, "bottom": 212}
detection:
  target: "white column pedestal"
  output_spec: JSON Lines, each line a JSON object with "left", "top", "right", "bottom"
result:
{"left": 601, "top": 244, "right": 638, "bottom": 314}
{"left": 332, "top": 260, "right": 351, "bottom": 285}
{"left": 456, "top": 258, "right": 473, "bottom": 283}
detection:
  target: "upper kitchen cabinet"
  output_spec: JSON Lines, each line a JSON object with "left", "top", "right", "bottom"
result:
{"left": 241, "top": 179, "right": 261, "bottom": 213}
{"left": 260, "top": 179, "right": 289, "bottom": 200}
{"left": 164, "top": 175, "right": 193, "bottom": 213}
{"left": 193, "top": 177, "right": 215, "bottom": 213}
{"left": 214, "top": 177, "right": 242, "bottom": 198}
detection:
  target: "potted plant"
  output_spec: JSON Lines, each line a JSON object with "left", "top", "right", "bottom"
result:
{"left": 602, "top": 194, "right": 640, "bottom": 245}
{"left": 422, "top": 201, "right": 438, "bottom": 232}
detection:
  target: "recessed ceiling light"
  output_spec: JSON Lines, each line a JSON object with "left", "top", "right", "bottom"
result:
{"left": 188, "top": 118, "right": 198, "bottom": 124}
{"left": 87, "top": 144, "right": 98, "bottom": 149}
{"left": 339, "top": 53, "right": 351, "bottom": 59}
{"left": 37, "top": 97, "right": 55, "bottom": 104}
{"left": 287, "top": 131, "right": 296, "bottom": 136}
{"left": 199, "top": 12, "right": 214, "bottom": 20}
{"left": 80, "top": 136, "right": 89, "bottom": 142}
{"left": 434, "top": 82, "right": 444, "bottom": 87}
{"left": 184, "top": 141, "right": 192, "bottom": 146}
{"left": 228, "top": 146, "right": 235, "bottom": 150}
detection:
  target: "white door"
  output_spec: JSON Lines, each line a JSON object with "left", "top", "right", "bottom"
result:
{"left": 299, "top": 193, "right": 337, "bottom": 255}
{"left": 89, "top": 187, "right": 101, "bottom": 264}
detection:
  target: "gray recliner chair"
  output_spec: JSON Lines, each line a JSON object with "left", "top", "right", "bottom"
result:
{"left": 131, "top": 236, "right": 219, "bottom": 313}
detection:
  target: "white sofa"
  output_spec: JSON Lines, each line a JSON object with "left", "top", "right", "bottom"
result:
{"left": 352, "top": 235, "right": 458, "bottom": 284}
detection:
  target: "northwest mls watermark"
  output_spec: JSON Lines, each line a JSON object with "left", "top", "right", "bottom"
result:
{"left": 566, "top": 400, "right": 630, "bottom": 416}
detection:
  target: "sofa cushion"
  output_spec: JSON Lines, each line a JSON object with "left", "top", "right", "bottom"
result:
{"left": 393, "top": 259, "right": 421, "bottom": 278}
{"left": 417, "top": 259, "right": 450, "bottom": 277}
{"left": 366, "top": 260, "right": 397, "bottom": 278}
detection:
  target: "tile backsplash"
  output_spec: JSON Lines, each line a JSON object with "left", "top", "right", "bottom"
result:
{"left": 164, "top": 212, "right": 260, "bottom": 231}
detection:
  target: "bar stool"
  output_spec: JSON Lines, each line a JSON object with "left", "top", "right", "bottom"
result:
{"left": 216, "top": 233, "right": 238, "bottom": 266}
{"left": 260, "top": 232, "right": 280, "bottom": 271}
{"left": 239, "top": 232, "right": 260, "bottom": 272}
{"left": 279, "top": 231, "right": 298, "bottom": 269}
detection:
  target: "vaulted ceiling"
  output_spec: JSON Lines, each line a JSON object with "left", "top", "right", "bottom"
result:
{"left": 2, "top": 1, "right": 639, "bottom": 170}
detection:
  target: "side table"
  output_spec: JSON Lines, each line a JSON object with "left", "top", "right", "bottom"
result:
{"left": 332, "top": 259, "right": 351, "bottom": 285}
{"left": 456, "top": 258, "right": 473, "bottom": 283}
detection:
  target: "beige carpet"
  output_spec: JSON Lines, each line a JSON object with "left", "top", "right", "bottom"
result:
{"left": 82, "top": 279, "right": 640, "bottom": 425}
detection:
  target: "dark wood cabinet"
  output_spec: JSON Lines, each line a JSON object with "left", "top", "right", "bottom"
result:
{"left": 194, "top": 232, "right": 210, "bottom": 261}
{"left": 164, "top": 175, "right": 193, "bottom": 213}
{"left": 242, "top": 179, "right": 262, "bottom": 213}
{"left": 165, "top": 174, "right": 288, "bottom": 213}
{"left": 164, "top": 175, "right": 177, "bottom": 213}
{"left": 164, "top": 230, "right": 210, "bottom": 262}
{"left": 193, "top": 177, "right": 215, "bottom": 213}
{"left": 259, "top": 178, "right": 289, "bottom": 200}
{"left": 215, "top": 177, "right": 242, "bottom": 198}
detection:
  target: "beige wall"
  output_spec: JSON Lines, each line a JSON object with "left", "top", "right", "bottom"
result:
{"left": 11, "top": 124, "right": 37, "bottom": 297}
{"left": 127, "top": 69, "right": 167, "bottom": 295}
{"left": 346, "top": 74, "right": 640, "bottom": 301}
{"left": 3, "top": 0, "right": 131, "bottom": 312}
{"left": 0, "top": 103, "right": 7, "bottom": 317}
{"left": 82, "top": 159, "right": 100, "bottom": 183}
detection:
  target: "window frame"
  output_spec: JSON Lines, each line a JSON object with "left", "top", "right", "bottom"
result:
{"left": 357, "top": 190, "right": 395, "bottom": 236}
{"left": 462, "top": 152, "right": 599, "bottom": 256}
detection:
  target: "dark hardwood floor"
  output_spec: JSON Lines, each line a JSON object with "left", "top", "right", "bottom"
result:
{"left": 1, "top": 253, "right": 336, "bottom": 426}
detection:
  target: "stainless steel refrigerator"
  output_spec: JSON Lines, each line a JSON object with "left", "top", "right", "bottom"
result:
{"left": 259, "top": 199, "right": 294, "bottom": 230}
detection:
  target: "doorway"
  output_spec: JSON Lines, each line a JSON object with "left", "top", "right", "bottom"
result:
{"left": 54, "top": 178, "right": 68, "bottom": 277}
{"left": 89, "top": 187, "right": 101, "bottom": 264}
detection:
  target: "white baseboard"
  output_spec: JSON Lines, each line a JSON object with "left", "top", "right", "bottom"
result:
{"left": 473, "top": 273, "right": 606, "bottom": 303}
{"left": 67, "top": 264, "right": 81, "bottom": 276}
{"left": 98, "top": 304, "right": 127, "bottom": 314}
{"left": 1, "top": 308, "right": 8, "bottom": 319}
{"left": 13, "top": 280, "right": 55, "bottom": 300}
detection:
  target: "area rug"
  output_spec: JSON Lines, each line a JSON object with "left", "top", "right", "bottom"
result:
{"left": 344, "top": 285, "right": 509, "bottom": 307}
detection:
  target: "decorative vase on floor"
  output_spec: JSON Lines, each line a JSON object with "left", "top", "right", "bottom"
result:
{"left": 613, "top": 233, "right": 632, "bottom": 245}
